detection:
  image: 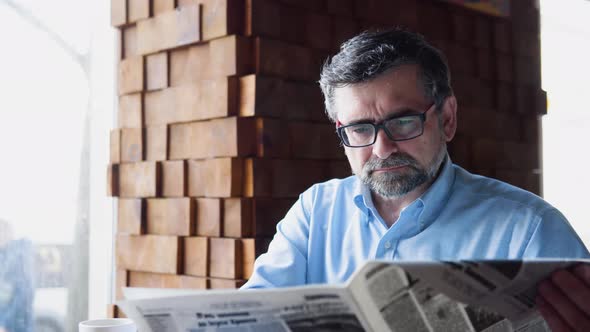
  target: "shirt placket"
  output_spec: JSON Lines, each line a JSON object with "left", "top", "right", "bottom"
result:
{"left": 375, "top": 202, "right": 424, "bottom": 260}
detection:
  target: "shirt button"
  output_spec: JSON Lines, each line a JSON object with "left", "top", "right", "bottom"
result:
{"left": 384, "top": 241, "right": 392, "bottom": 249}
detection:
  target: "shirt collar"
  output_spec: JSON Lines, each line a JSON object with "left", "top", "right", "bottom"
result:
{"left": 352, "top": 154, "right": 455, "bottom": 230}
{"left": 416, "top": 154, "right": 455, "bottom": 230}
{"left": 353, "top": 179, "right": 371, "bottom": 221}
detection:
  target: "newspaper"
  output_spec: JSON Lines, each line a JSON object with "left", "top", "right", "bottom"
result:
{"left": 117, "top": 260, "right": 588, "bottom": 332}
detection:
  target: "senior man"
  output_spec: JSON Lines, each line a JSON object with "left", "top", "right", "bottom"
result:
{"left": 242, "top": 29, "right": 590, "bottom": 331}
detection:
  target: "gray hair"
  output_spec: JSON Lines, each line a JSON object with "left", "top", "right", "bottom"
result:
{"left": 319, "top": 28, "right": 453, "bottom": 122}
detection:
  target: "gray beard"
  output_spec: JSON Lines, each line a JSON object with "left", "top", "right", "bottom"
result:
{"left": 360, "top": 146, "right": 447, "bottom": 199}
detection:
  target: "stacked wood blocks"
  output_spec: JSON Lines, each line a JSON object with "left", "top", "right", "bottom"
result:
{"left": 109, "top": 0, "right": 351, "bottom": 303}
{"left": 433, "top": 0, "right": 546, "bottom": 195}
{"left": 108, "top": 0, "right": 546, "bottom": 313}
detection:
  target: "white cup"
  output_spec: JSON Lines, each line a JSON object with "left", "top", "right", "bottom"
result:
{"left": 79, "top": 318, "right": 137, "bottom": 332}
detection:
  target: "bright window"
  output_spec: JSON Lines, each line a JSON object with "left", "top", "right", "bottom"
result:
{"left": 541, "top": 0, "right": 590, "bottom": 247}
{"left": 0, "top": 0, "right": 115, "bottom": 330}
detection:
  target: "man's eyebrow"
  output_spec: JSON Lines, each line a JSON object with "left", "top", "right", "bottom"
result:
{"left": 345, "top": 107, "right": 421, "bottom": 125}
{"left": 384, "top": 107, "right": 422, "bottom": 119}
{"left": 345, "top": 117, "right": 374, "bottom": 126}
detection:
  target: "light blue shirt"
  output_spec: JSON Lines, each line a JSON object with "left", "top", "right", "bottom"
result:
{"left": 242, "top": 157, "right": 589, "bottom": 288}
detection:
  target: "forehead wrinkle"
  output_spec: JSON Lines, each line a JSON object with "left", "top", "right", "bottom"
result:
{"left": 334, "top": 65, "right": 428, "bottom": 124}
{"left": 335, "top": 82, "right": 397, "bottom": 123}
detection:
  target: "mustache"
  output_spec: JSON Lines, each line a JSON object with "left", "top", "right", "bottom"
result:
{"left": 364, "top": 153, "right": 420, "bottom": 172}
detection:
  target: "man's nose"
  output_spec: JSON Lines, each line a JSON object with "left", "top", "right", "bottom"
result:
{"left": 372, "top": 129, "right": 399, "bottom": 159}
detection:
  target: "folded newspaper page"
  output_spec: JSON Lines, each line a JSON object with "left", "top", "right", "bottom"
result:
{"left": 117, "top": 259, "right": 587, "bottom": 332}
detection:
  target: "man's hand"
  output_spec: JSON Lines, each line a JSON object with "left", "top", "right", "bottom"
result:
{"left": 536, "top": 264, "right": 590, "bottom": 332}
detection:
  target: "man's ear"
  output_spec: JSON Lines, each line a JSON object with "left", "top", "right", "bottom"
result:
{"left": 441, "top": 95, "right": 457, "bottom": 142}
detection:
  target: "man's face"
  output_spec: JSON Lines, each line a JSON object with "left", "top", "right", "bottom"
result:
{"left": 334, "top": 65, "right": 457, "bottom": 198}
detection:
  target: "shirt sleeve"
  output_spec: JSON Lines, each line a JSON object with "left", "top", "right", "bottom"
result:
{"left": 522, "top": 208, "right": 590, "bottom": 258}
{"left": 241, "top": 190, "right": 313, "bottom": 289}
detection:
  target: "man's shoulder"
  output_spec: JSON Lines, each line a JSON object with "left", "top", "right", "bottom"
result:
{"left": 452, "top": 164, "right": 556, "bottom": 214}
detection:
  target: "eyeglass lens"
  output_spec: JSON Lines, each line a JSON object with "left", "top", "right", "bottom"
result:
{"left": 341, "top": 115, "right": 424, "bottom": 146}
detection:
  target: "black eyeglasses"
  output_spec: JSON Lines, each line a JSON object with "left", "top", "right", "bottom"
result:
{"left": 336, "top": 104, "right": 435, "bottom": 148}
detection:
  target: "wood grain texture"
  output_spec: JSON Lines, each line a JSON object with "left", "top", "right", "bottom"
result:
{"left": 120, "top": 128, "right": 143, "bottom": 162}
{"left": 168, "top": 122, "right": 205, "bottom": 160}
{"left": 145, "top": 125, "right": 168, "bottom": 161}
{"left": 111, "top": 0, "right": 127, "bottom": 27}
{"left": 137, "top": 4, "right": 200, "bottom": 54}
{"left": 169, "top": 43, "right": 211, "bottom": 85}
{"left": 209, "top": 35, "right": 253, "bottom": 77}
{"left": 207, "top": 158, "right": 245, "bottom": 197}
{"left": 153, "top": 0, "right": 176, "bottom": 15}
{"left": 208, "top": 116, "right": 257, "bottom": 158}
{"left": 110, "top": 129, "right": 121, "bottom": 164}
{"left": 145, "top": 78, "right": 238, "bottom": 125}
{"left": 238, "top": 75, "right": 322, "bottom": 120}
{"left": 195, "top": 198, "right": 222, "bottom": 237}
{"left": 118, "top": 198, "right": 144, "bottom": 235}
{"left": 223, "top": 198, "right": 253, "bottom": 238}
{"left": 129, "top": 271, "right": 208, "bottom": 289}
{"left": 146, "top": 198, "right": 194, "bottom": 235}
{"left": 118, "top": 93, "right": 143, "bottom": 128}
{"left": 169, "top": 117, "right": 256, "bottom": 160}
{"left": 117, "top": 235, "right": 181, "bottom": 274}
{"left": 208, "top": 278, "right": 245, "bottom": 289}
{"left": 209, "top": 237, "right": 242, "bottom": 279}
{"left": 144, "top": 88, "right": 175, "bottom": 125}
{"left": 198, "top": 0, "right": 244, "bottom": 41}
{"left": 146, "top": 52, "right": 169, "bottom": 91}
{"left": 191, "top": 158, "right": 244, "bottom": 197}
{"left": 161, "top": 160, "right": 186, "bottom": 197}
{"left": 122, "top": 25, "right": 138, "bottom": 59}
{"left": 186, "top": 159, "right": 206, "bottom": 197}
{"left": 118, "top": 56, "right": 144, "bottom": 95}
{"left": 184, "top": 236, "right": 209, "bottom": 277}
{"left": 119, "top": 161, "right": 160, "bottom": 198}
{"left": 128, "top": 0, "right": 150, "bottom": 23}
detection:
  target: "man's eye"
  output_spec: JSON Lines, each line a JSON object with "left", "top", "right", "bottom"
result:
{"left": 395, "top": 117, "right": 415, "bottom": 126}
{"left": 352, "top": 126, "right": 371, "bottom": 134}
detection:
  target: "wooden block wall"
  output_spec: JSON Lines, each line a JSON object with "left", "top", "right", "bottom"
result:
{"left": 108, "top": 0, "right": 545, "bottom": 314}
{"left": 437, "top": 0, "right": 545, "bottom": 195}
